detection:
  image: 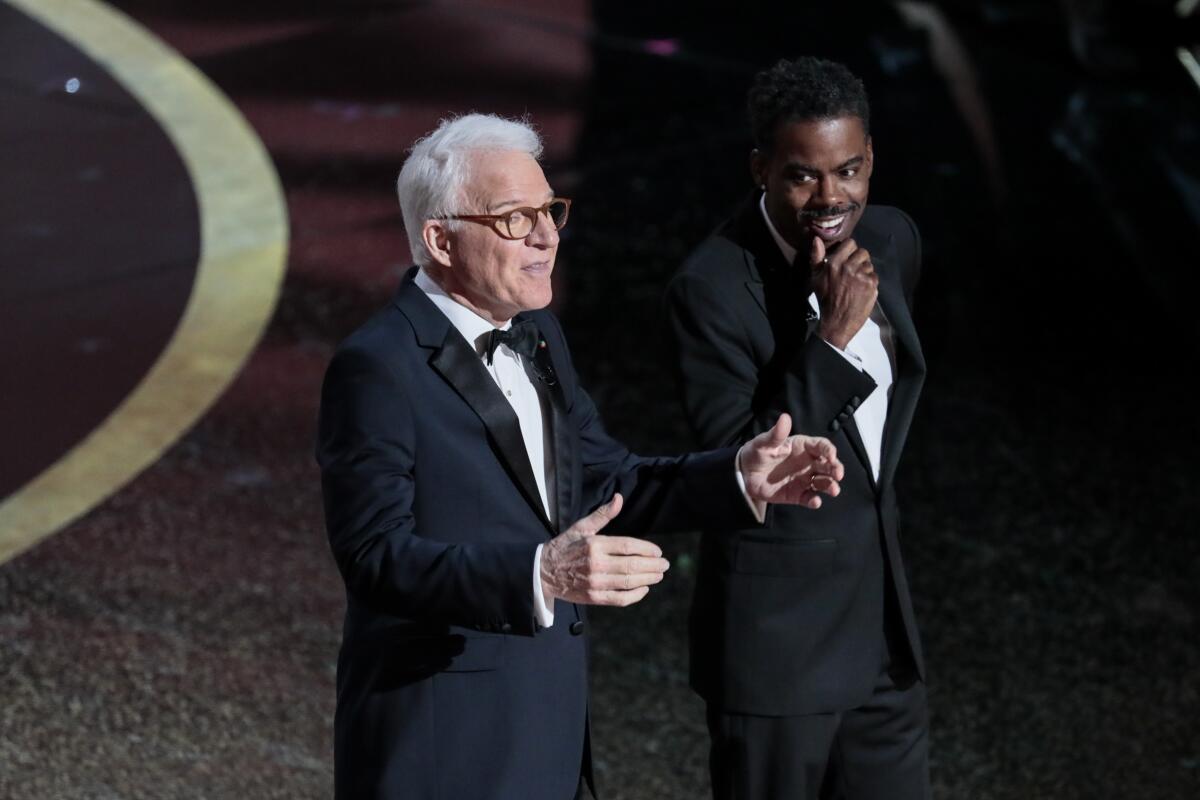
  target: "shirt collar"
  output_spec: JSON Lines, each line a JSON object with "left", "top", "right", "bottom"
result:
{"left": 758, "top": 194, "right": 820, "bottom": 315}
{"left": 758, "top": 192, "right": 797, "bottom": 266}
{"left": 414, "top": 267, "right": 510, "bottom": 355}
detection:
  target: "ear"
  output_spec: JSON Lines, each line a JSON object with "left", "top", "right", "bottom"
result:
{"left": 750, "top": 149, "right": 766, "bottom": 189}
{"left": 864, "top": 135, "right": 874, "bottom": 178}
{"left": 422, "top": 220, "right": 453, "bottom": 268}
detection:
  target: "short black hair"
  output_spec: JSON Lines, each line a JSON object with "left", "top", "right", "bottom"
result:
{"left": 747, "top": 57, "right": 870, "bottom": 153}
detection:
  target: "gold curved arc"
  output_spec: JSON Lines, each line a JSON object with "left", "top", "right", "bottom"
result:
{"left": 0, "top": 0, "right": 289, "bottom": 564}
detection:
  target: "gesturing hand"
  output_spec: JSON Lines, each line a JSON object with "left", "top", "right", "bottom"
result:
{"left": 539, "top": 494, "right": 670, "bottom": 607}
{"left": 811, "top": 236, "right": 878, "bottom": 350}
{"left": 738, "top": 414, "right": 844, "bottom": 509}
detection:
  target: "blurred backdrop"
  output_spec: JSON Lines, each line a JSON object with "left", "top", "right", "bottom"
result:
{"left": 1, "top": 1, "right": 1198, "bottom": 797}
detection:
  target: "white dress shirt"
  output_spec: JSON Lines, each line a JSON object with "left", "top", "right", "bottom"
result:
{"left": 759, "top": 196, "right": 895, "bottom": 480}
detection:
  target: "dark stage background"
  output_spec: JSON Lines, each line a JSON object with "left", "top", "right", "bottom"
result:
{"left": 2, "top": 1, "right": 1198, "bottom": 797}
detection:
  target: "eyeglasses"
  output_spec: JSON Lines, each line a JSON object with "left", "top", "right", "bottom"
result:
{"left": 442, "top": 198, "right": 571, "bottom": 241}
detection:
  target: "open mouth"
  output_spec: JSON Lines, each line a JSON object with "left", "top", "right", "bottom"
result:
{"left": 799, "top": 203, "right": 859, "bottom": 241}
{"left": 806, "top": 214, "right": 848, "bottom": 240}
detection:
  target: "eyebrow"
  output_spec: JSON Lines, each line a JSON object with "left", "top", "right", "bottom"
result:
{"left": 786, "top": 156, "right": 864, "bottom": 173}
{"left": 489, "top": 190, "right": 555, "bottom": 212}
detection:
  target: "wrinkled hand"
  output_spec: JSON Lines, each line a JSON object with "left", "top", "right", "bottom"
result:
{"left": 539, "top": 494, "right": 670, "bottom": 607}
{"left": 811, "top": 236, "right": 878, "bottom": 350}
{"left": 738, "top": 414, "right": 844, "bottom": 509}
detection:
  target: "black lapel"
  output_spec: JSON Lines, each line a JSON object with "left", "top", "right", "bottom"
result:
{"left": 871, "top": 233, "right": 926, "bottom": 491}
{"left": 394, "top": 270, "right": 555, "bottom": 534}
{"left": 840, "top": 415, "right": 878, "bottom": 493}
{"left": 728, "top": 193, "right": 792, "bottom": 319}
{"left": 519, "top": 314, "right": 576, "bottom": 533}
{"left": 733, "top": 195, "right": 814, "bottom": 358}
{"left": 872, "top": 248, "right": 923, "bottom": 381}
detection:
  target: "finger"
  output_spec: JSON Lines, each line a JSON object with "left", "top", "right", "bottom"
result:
{"left": 589, "top": 586, "right": 651, "bottom": 607}
{"left": 804, "top": 446, "right": 843, "bottom": 480}
{"left": 573, "top": 493, "right": 624, "bottom": 536}
{"left": 616, "top": 585, "right": 652, "bottom": 606}
{"left": 809, "top": 475, "right": 841, "bottom": 497}
{"left": 802, "top": 436, "right": 839, "bottom": 463}
{"left": 597, "top": 536, "right": 663, "bottom": 558}
{"left": 806, "top": 457, "right": 845, "bottom": 483}
{"left": 583, "top": 551, "right": 669, "bottom": 579}
{"left": 827, "top": 238, "right": 858, "bottom": 269}
{"left": 758, "top": 463, "right": 843, "bottom": 502}
{"left": 768, "top": 413, "right": 791, "bottom": 445}
{"left": 592, "top": 570, "right": 667, "bottom": 591}
{"left": 788, "top": 439, "right": 843, "bottom": 479}
{"left": 775, "top": 488, "right": 824, "bottom": 509}
{"left": 851, "top": 256, "right": 875, "bottom": 278}
{"left": 610, "top": 555, "right": 670, "bottom": 575}
{"left": 831, "top": 458, "right": 845, "bottom": 481}
{"left": 810, "top": 235, "right": 826, "bottom": 267}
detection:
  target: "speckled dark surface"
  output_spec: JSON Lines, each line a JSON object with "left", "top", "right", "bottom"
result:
{"left": 2, "top": 2, "right": 1198, "bottom": 799}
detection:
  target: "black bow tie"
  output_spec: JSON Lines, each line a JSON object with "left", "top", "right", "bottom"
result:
{"left": 482, "top": 319, "right": 541, "bottom": 364}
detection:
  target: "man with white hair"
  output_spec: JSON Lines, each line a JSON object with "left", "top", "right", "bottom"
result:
{"left": 317, "top": 113, "right": 846, "bottom": 800}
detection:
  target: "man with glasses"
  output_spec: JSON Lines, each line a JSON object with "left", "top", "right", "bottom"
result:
{"left": 316, "top": 113, "right": 847, "bottom": 800}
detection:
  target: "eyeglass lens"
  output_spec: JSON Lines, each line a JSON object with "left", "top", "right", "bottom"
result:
{"left": 503, "top": 200, "right": 570, "bottom": 238}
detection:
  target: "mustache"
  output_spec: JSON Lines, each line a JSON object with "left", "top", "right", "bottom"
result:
{"left": 797, "top": 203, "right": 861, "bottom": 220}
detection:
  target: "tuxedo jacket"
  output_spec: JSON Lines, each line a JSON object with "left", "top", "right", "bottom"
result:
{"left": 665, "top": 196, "right": 927, "bottom": 716}
{"left": 317, "top": 268, "right": 752, "bottom": 800}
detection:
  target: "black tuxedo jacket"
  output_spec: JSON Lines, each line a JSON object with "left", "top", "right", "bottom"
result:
{"left": 317, "top": 268, "right": 752, "bottom": 800}
{"left": 665, "top": 195, "right": 927, "bottom": 716}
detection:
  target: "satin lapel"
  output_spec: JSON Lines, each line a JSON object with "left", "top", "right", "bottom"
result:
{"left": 749, "top": 216, "right": 814, "bottom": 359}
{"left": 816, "top": 298, "right": 877, "bottom": 492}
{"left": 872, "top": 239, "right": 926, "bottom": 491}
{"left": 522, "top": 321, "right": 575, "bottom": 534}
{"left": 429, "top": 324, "right": 555, "bottom": 534}
{"left": 738, "top": 195, "right": 791, "bottom": 319}
{"left": 745, "top": 279, "right": 767, "bottom": 317}
{"left": 840, "top": 416, "right": 878, "bottom": 493}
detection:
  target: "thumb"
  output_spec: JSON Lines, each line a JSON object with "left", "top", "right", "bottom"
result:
{"left": 768, "top": 413, "right": 792, "bottom": 444}
{"left": 579, "top": 493, "right": 623, "bottom": 536}
{"left": 604, "top": 492, "right": 624, "bottom": 520}
{"left": 810, "top": 235, "right": 826, "bottom": 267}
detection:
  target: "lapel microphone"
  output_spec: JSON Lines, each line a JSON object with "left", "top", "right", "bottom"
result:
{"left": 530, "top": 346, "right": 558, "bottom": 386}
{"left": 522, "top": 326, "right": 558, "bottom": 386}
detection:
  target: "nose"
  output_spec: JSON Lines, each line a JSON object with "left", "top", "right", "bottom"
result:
{"left": 814, "top": 175, "right": 843, "bottom": 206}
{"left": 526, "top": 207, "right": 559, "bottom": 248}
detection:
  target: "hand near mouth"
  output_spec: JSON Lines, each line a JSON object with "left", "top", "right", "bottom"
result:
{"left": 810, "top": 235, "right": 878, "bottom": 350}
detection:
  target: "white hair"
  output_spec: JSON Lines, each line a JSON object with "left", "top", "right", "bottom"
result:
{"left": 396, "top": 113, "right": 544, "bottom": 266}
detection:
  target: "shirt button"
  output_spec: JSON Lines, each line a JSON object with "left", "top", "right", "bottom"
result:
{"left": 506, "top": 390, "right": 512, "bottom": 396}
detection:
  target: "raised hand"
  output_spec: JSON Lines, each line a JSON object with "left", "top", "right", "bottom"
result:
{"left": 539, "top": 494, "right": 670, "bottom": 607}
{"left": 810, "top": 235, "right": 878, "bottom": 350}
{"left": 738, "top": 414, "right": 844, "bottom": 509}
